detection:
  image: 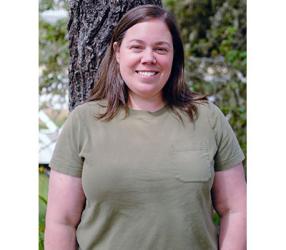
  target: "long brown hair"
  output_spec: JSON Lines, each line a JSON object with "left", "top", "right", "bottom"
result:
{"left": 88, "top": 5, "right": 207, "bottom": 121}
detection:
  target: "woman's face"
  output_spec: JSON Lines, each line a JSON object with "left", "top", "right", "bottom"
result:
{"left": 114, "top": 19, "right": 174, "bottom": 103}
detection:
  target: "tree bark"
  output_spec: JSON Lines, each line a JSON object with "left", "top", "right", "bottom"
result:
{"left": 67, "top": 0, "right": 162, "bottom": 111}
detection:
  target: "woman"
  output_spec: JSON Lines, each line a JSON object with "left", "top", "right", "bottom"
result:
{"left": 45, "top": 5, "right": 246, "bottom": 250}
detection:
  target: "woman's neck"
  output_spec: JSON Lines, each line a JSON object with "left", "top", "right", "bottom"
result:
{"left": 128, "top": 92, "right": 165, "bottom": 112}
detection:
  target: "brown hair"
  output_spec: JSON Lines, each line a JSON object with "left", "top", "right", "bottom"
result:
{"left": 88, "top": 4, "right": 207, "bottom": 121}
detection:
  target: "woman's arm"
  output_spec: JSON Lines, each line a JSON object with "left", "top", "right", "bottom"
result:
{"left": 44, "top": 169, "right": 86, "bottom": 250}
{"left": 212, "top": 163, "right": 246, "bottom": 250}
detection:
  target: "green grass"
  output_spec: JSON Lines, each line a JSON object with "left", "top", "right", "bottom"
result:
{"left": 39, "top": 168, "right": 49, "bottom": 250}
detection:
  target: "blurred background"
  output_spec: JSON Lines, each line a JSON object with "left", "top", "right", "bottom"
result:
{"left": 39, "top": 0, "right": 246, "bottom": 248}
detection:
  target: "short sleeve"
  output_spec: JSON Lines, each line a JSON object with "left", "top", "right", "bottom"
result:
{"left": 49, "top": 108, "right": 84, "bottom": 177}
{"left": 208, "top": 103, "right": 245, "bottom": 171}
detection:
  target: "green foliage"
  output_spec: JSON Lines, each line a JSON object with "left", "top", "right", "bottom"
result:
{"left": 39, "top": 0, "right": 68, "bottom": 12}
{"left": 39, "top": 0, "right": 69, "bottom": 108}
{"left": 39, "top": 17, "right": 69, "bottom": 98}
{"left": 39, "top": 0, "right": 54, "bottom": 12}
{"left": 212, "top": 211, "right": 220, "bottom": 226}
{"left": 163, "top": 0, "right": 247, "bottom": 162}
{"left": 39, "top": 167, "right": 49, "bottom": 250}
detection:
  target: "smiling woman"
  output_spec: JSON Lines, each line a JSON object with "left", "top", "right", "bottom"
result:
{"left": 87, "top": 4, "right": 207, "bottom": 121}
{"left": 45, "top": 5, "right": 246, "bottom": 250}
{"left": 113, "top": 19, "right": 173, "bottom": 110}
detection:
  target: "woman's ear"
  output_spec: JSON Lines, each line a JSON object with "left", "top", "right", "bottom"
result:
{"left": 113, "top": 42, "right": 120, "bottom": 63}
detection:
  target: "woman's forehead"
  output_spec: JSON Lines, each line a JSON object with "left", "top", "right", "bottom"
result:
{"left": 122, "top": 19, "right": 172, "bottom": 44}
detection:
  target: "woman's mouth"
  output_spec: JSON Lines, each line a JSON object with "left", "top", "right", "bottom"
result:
{"left": 135, "top": 70, "right": 159, "bottom": 77}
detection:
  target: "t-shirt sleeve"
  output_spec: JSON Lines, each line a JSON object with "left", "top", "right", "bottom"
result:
{"left": 208, "top": 103, "right": 245, "bottom": 171}
{"left": 49, "top": 108, "right": 84, "bottom": 177}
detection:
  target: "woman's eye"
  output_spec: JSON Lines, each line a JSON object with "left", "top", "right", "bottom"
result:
{"left": 155, "top": 48, "right": 168, "bottom": 54}
{"left": 130, "top": 46, "right": 143, "bottom": 51}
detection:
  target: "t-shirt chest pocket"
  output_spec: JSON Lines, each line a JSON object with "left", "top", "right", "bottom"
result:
{"left": 170, "top": 144, "right": 212, "bottom": 182}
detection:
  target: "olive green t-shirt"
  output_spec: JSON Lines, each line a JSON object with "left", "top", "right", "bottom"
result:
{"left": 50, "top": 101, "right": 244, "bottom": 250}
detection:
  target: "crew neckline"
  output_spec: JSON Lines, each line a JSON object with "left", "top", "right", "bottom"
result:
{"left": 128, "top": 105, "right": 169, "bottom": 117}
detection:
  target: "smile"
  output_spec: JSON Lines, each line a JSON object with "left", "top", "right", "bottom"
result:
{"left": 135, "top": 71, "right": 159, "bottom": 77}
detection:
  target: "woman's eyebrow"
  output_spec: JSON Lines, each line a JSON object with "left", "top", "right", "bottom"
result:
{"left": 127, "top": 39, "right": 171, "bottom": 47}
{"left": 155, "top": 41, "right": 172, "bottom": 48}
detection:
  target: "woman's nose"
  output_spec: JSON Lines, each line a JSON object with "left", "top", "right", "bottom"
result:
{"left": 141, "top": 49, "right": 156, "bottom": 64}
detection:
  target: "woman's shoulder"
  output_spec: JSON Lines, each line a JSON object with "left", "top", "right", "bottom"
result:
{"left": 71, "top": 100, "right": 107, "bottom": 119}
{"left": 196, "top": 100, "right": 221, "bottom": 117}
{"left": 195, "top": 101, "right": 226, "bottom": 128}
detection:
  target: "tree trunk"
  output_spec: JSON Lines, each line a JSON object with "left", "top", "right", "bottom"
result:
{"left": 67, "top": 0, "right": 162, "bottom": 111}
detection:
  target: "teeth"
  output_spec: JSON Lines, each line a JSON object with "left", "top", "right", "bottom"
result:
{"left": 137, "top": 71, "right": 157, "bottom": 76}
